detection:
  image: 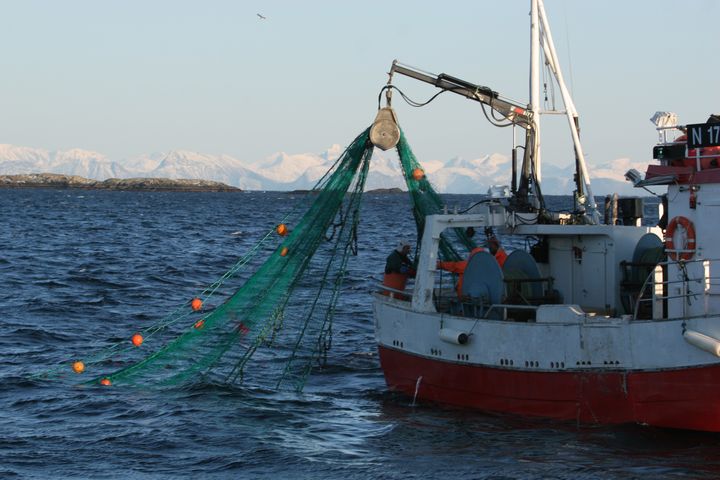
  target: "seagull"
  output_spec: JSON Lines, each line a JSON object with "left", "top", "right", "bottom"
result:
{"left": 257, "top": 13, "right": 266, "bottom": 19}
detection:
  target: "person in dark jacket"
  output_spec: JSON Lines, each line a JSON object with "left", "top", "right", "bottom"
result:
{"left": 382, "top": 240, "right": 415, "bottom": 299}
{"left": 385, "top": 240, "right": 414, "bottom": 274}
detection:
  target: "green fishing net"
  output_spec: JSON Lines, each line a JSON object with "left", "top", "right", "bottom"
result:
{"left": 38, "top": 128, "right": 372, "bottom": 391}
{"left": 39, "top": 123, "right": 474, "bottom": 391}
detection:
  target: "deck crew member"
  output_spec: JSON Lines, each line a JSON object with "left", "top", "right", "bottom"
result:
{"left": 382, "top": 239, "right": 415, "bottom": 299}
{"left": 438, "top": 227, "right": 507, "bottom": 297}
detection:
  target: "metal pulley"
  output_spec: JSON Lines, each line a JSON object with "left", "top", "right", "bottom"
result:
{"left": 370, "top": 107, "right": 400, "bottom": 151}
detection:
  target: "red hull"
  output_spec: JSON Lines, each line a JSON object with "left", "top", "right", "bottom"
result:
{"left": 379, "top": 345, "right": 720, "bottom": 431}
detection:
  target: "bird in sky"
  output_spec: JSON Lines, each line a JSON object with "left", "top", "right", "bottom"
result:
{"left": 257, "top": 13, "right": 267, "bottom": 20}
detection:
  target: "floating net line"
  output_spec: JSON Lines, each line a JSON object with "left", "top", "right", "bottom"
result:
{"left": 35, "top": 128, "right": 373, "bottom": 392}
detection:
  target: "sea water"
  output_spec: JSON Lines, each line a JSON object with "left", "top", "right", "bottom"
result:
{"left": 1, "top": 189, "right": 719, "bottom": 479}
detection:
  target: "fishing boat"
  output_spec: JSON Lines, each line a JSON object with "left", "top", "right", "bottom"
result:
{"left": 370, "top": 0, "right": 720, "bottom": 431}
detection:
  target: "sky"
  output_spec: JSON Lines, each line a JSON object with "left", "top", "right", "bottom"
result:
{"left": 0, "top": 0, "right": 718, "bottom": 172}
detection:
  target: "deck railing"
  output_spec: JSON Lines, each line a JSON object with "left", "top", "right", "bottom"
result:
{"left": 633, "top": 257, "right": 720, "bottom": 320}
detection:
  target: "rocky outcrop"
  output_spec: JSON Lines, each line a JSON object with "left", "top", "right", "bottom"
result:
{"left": 0, "top": 173, "right": 241, "bottom": 192}
{"left": 365, "top": 187, "right": 405, "bottom": 194}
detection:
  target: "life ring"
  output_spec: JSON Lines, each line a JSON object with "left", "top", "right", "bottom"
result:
{"left": 665, "top": 215, "right": 696, "bottom": 261}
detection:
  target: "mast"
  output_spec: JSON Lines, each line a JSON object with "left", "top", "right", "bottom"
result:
{"left": 535, "top": 0, "right": 600, "bottom": 224}
{"left": 514, "top": 0, "right": 544, "bottom": 215}
{"left": 530, "top": 0, "right": 541, "bottom": 183}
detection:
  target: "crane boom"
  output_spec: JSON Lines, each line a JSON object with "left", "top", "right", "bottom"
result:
{"left": 389, "top": 61, "right": 534, "bottom": 128}
{"left": 372, "top": 59, "right": 546, "bottom": 218}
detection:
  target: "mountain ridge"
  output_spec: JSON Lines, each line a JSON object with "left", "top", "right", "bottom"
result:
{"left": 0, "top": 143, "right": 646, "bottom": 195}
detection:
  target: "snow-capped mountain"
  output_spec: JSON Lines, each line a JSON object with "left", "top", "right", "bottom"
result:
{"left": 425, "top": 154, "right": 511, "bottom": 193}
{"left": 0, "top": 142, "right": 644, "bottom": 195}
{"left": 48, "top": 148, "right": 126, "bottom": 179}
{"left": 141, "top": 150, "right": 271, "bottom": 191}
{"left": 0, "top": 145, "right": 52, "bottom": 174}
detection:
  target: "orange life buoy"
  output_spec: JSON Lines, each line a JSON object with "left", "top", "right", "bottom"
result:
{"left": 665, "top": 215, "right": 696, "bottom": 261}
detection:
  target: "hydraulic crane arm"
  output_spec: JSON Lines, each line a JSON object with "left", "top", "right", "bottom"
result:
{"left": 370, "top": 59, "right": 545, "bottom": 219}
{"left": 388, "top": 61, "right": 534, "bottom": 129}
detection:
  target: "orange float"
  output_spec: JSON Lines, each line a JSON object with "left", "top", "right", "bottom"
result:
{"left": 412, "top": 168, "right": 425, "bottom": 181}
{"left": 191, "top": 298, "right": 203, "bottom": 311}
{"left": 194, "top": 319, "right": 205, "bottom": 330}
{"left": 100, "top": 378, "right": 112, "bottom": 386}
{"left": 131, "top": 333, "right": 143, "bottom": 347}
{"left": 72, "top": 361, "right": 85, "bottom": 374}
{"left": 280, "top": 246, "right": 289, "bottom": 257}
{"left": 665, "top": 215, "right": 696, "bottom": 261}
{"left": 276, "top": 224, "right": 288, "bottom": 236}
